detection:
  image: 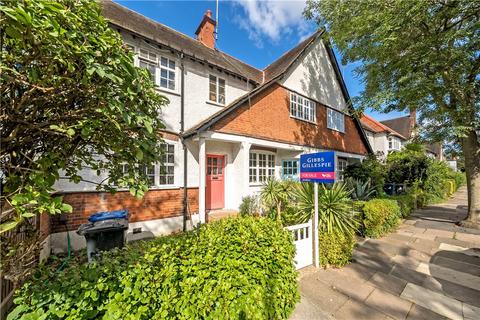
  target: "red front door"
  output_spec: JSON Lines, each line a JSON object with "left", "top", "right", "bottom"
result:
{"left": 206, "top": 154, "right": 225, "bottom": 210}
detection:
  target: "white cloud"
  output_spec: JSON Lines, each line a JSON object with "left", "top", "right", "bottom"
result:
{"left": 232, "top": 0, "right": 312, "bottom": 47}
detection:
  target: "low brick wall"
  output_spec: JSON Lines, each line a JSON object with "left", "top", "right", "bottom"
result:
{"left": 50, "top": 188, "right": 199, "bottom": 234}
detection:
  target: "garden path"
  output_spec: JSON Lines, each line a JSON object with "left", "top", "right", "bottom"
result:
{"left": 290, "top": 187, "right": 480, "bottom": 320}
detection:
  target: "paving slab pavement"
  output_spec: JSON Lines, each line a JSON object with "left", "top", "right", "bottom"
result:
{"left": 290, "top": 187, "right": 480, "bottom": 319}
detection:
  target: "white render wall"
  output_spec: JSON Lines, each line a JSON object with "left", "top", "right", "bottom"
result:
{"left": 53, "top": 30, "right": 252, "bottom": 193}
{"left": 119, "top": 31, "right": 251, "bottom": 133}
{"left": 281, "top": 39, "right": 347, "bottom": 112}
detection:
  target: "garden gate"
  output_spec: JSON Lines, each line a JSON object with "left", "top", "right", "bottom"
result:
{"left": 286, "top": 220, "right": 313, "bottom": 270}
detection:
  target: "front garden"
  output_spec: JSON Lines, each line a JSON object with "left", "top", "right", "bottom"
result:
{"left": 9, "top": 145, "right": 465, "bottom": 319}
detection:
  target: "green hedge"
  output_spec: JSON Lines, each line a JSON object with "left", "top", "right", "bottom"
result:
{"left": 362, "top": 199, "right": 401, "bottom": 238}
{"left": 384, "top": 194, "right": 416, "bottom": 218}
{"left": 10, "top": 217, "right": 299, "bottom": 320}
{"left": 318, "top": 231, "right": 356, "bottom": 267}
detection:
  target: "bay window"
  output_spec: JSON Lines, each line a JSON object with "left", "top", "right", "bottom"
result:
{"left": 337, "top": 158, "right": 348, "bottom": 181}
{"left": 282, "top": 160, "right": 299, "bottom": 181}
{"left": 159, "top": 143, "right": 175, "bottom": 185}
{"left": 249, "top": 151, "right": 275, "bottom": 184}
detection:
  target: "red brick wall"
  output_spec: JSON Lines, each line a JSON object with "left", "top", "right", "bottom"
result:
{"left": 213, "top": 83, "right": 369, "bottom": 155}
{"left": 50, "top": 188, "right": 199, "bottom": 234}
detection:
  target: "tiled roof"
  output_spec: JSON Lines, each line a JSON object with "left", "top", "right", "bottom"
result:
{"left": 101, "top": 0, "right": 263, "bottom": 83}
{"left": 263, "top": 30, "right": 323, "bottom": 82}
{"left": 361, "top": 114, "right": 406, "bottom": 139}
{"left": 380, "top": 116, "right": 413, "bottom": 139}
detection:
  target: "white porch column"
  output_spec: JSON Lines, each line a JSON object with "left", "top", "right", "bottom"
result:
{"left": 241, "top": 141, "right": 251, "bottom": 195}
{"left": 199, "top": 137, "right": 206, "bottom": 224}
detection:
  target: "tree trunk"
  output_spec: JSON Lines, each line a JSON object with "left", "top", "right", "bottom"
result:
{"left": 460, "top": 129, "right": 480, "bottom": 228}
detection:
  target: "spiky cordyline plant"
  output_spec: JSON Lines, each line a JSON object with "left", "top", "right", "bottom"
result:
{"left": 292, "top": 182, "right": 359, "bottom": 235}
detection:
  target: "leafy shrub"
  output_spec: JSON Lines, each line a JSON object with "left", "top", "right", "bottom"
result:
{"left": 344, "top": 155, "right": 386, "bottom": 195}
{"left": 239, "top": 195, "right": 260, "bottom": 216}
{"left": 385, "top": 194, "right": 415, "bottom": 217}
{"left": 362, "top": 199, "right": 401, "bottom": 238}
{"left": 452, "top": 172, "right": 466, "bottom": 190}
{"left": 386, "top": 149, "right": 430, "bottom": 185}
{"left": 292, "top": 183, "right": 359, "bottom": 235}
{"left": 10, "top": 217, "right": 299, "bottom": 320}
{"left": 318, "top": 231, "right": 356, "bottom": 267}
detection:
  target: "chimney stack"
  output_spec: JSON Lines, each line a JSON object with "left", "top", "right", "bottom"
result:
{"left": 410, "top": 108, "right": 417, "bottom": 138}
{"left": 195, "top": 10, "right": 216, "bottom": 49}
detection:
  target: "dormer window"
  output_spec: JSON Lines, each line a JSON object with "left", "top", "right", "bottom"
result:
{"left": 209, "top": 75, "right": 225, "bottom": 104}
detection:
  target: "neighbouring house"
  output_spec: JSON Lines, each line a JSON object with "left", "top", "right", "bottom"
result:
{"left": 380, "top": 110, "right": 445, "bottom": 160}
{"left": 44, "top": 0, "right": 372, "bottom": 254}
{"left": 360, "top": 114, "right": 407, "bottom": 160}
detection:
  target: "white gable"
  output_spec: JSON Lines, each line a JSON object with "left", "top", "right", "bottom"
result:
{"left": 280, "top": 38, "right": 347, "bottom": 111}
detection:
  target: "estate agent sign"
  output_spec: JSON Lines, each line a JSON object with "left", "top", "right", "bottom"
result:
{"left": 300, "top": 151, "right": 336, "bottom": 183}
{"left": 299, "top": 151, "right": 336, "bottom": 268}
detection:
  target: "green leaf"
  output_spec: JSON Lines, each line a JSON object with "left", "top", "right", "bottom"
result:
{"left": 60, "top": 203, "right": 73, "bottom": 213}
{"left": 135, "top": 149, "right": 143, "bottom": 161}
{"left": 21, "top": 212, "right": 36, "bottom": 218}
{"left": 0, "top": 220, "right": 19, "bottom": 234}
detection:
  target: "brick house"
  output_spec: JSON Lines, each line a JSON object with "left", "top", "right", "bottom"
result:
{"left": 46, "top": 1, "right": 372, "bottom": 254}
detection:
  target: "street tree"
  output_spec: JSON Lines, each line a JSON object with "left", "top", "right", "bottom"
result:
{"left": 305, "top": 0, "right": 480, "bottom": 227}
{"left": 1, "top": 0, "right": 167, "bottom": 280}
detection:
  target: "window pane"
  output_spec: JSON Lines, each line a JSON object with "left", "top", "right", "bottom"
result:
{"left": 161, "top": 57, "right": 168, "bottom": 67}
{"left": 169, "top": 60, "right": 175, "bottom": 69}
{"left": 209, "top": 81, "right": 217, "bottom": 102}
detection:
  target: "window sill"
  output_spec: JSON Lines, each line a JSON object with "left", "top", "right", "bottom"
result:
{"left": 115, "top": 185, "right": 179, "bottom": 192}
{"left": 155, "top": 86, "right": 180, "bottom": 96}
{"left": 249, "top": 183, "right": 263, "bottom": 187}
{"left": 206, "top": 100, "right": 226, "bottom": 107}
{"left": 327, "top": 127, "right": 345, "bottom": 134}
{"left": 290, "top": 115, "right": 317, "bottom": 125}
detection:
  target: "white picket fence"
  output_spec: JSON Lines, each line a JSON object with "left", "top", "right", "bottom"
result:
{"left": 286, "top": 220, "right": 313, "bottom": 270}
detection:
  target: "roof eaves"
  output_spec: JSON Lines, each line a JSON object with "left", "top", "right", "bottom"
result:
{"left": 183, "top": 76, "right": 282, "bottom": 139}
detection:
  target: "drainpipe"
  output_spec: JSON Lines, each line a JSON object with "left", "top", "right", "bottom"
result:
{"left": 179, "top": 53, "right": 188, "bottom": 232}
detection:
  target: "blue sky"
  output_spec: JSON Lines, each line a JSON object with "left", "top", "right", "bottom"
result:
{"left": 116, "top": 0, "right": 406, "bottom": 121}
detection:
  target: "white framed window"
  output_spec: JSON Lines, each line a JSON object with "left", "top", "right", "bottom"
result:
{"left": 282, "top": 160, "right": 299, "bottom": 181}
{"left": 327, "top": 108, "right": 345, "bottom": 132}
{"left": 159, "top": 143, "right": 175, "bottom": 185}
{"left": 209, "top": 75, "right": 226, "bottom": 104}
{"left": 290, "top": 92, "right": 316, "bottom": 122}
{"left": 139, "top": 164, "right": 156, "bottom": 186}
{"left": 249, "top": 151, "right": 275, "bottom": 184}
{"left": 138, "top": 49, "right": 158, "bottom": 84}
{"left": 337, "top": 158, "right": 348, "bottom": 181}
{"left": 160, "top": 57, "right": 175, "bottom": 90}
{"left": 388, "top": 137, "right": 401, "bottom": 151}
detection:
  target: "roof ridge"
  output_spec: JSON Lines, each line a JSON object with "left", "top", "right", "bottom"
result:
{"left": 361, "top": 114, "right": 406, "bottom": 139}
{"left": 262, "top": 29, "right": 322, "bottom": 71}
{"left": 102, "top": 0, "right": 262, "bottom": 82}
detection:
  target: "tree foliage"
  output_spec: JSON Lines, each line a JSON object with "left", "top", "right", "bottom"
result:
{"left": 1, "top": 0, "right": 167, "bottom": 278}
{"left": 305, "top": 0, "right": 480, "bottom": 224}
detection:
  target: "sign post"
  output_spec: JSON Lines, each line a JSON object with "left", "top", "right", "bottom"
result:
{"left": 300, "top": 151, "right": 336, "bottom": 268}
